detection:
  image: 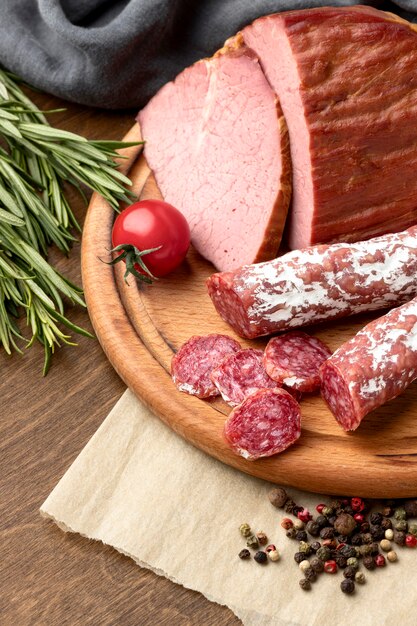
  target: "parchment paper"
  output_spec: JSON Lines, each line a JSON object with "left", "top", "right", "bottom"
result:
{"left": 41, "top": 389, "right": 416, "bottom": 626}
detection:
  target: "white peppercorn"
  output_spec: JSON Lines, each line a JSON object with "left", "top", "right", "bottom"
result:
{"left": 380, "top": 539, "right": 392, "bottom": 552}
{"left": 384, "top": 529, "right": 394, "bottom": 541}
{"left": 387, "top": 550, "right": 398, "bottom": 563}
{"left": 299, "top": 559, "right": 311, "bottom": 572}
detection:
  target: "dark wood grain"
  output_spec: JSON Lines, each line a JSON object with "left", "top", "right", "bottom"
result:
{"left": 0, "top": 92, "right": 240, "bottom": 626}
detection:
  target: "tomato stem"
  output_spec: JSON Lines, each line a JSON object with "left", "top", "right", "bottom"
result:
{"left": 105, "top": 244, "right": 162, "bottom": 284}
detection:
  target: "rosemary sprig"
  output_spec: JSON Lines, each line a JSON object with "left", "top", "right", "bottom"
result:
{"left": 0, "top": 68, "right": 142, "bottom": 373}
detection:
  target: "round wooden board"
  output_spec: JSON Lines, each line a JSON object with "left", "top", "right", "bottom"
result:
{"left": 82, "top": 122, "right": 417, "bottom": 498}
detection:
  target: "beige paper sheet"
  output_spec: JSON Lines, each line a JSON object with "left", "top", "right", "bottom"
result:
{"left": 41, "top": 389, "right": 416, "bottom": 626}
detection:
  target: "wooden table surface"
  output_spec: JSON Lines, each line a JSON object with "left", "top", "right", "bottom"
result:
{"left": 0, "top": 91, "right": 240, "bottom": 626}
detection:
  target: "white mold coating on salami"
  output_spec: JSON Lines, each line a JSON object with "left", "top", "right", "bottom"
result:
{"left": 224, "top": 387, "right": 301, "bottom": 459}
{"left": 207, "top": 226, "right": 417, "bottom": 338}
{"left": 211, "top": 348, "right": 278, "bottom": 406}
{"left": 320, "top": 296, "right": 417, "bottom": 431}
{"left": 171, "top": 334, "right": 241, "bottom": 398}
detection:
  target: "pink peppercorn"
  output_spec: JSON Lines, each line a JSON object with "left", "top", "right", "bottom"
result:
{"left": 351, "top": 497, "right": 365, "bottom": 512}
{"left": 266, "top": 544, "right": 276, "bottom": 553}
{"left": 297, "top": 508, "right": 313, "bottom": 523}
{"left": 405, "top": 535, "right": 417, "bottom": 548}
{"left": 281, "top": 518, "right": 294, "bottom": 530}
{"left": 375, "top": 554, "right": 386, "bottom": 567}
{"left": 336, "top": 543, "right": 347, "bottom": 551}
{"left": 316, "top": 503, "right": 326, "bottom": 514}
{"left": 354, "top": 513, "right": 364, "bottom": 524}
{"left": 324, "top": 560, "right": 338, "bottom": 574}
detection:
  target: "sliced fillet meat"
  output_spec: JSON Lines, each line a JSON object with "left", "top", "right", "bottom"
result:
{"left": 138, "top": 35, "right": 291, "bottom": 271}
{"left": 243, "top": 6, "right": 417, "bottom": 249}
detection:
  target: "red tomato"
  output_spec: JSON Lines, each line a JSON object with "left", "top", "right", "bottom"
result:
{"left": 111, "top": 200, "right": 190, "bottom": 279}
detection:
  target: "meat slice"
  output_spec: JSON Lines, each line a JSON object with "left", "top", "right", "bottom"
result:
{"left": 211, "top": 348, "right": 278, "bottom": 406}
{"left": 243, "top": 7, "right": 417, "bottom": 249}
{"left": 264, "top": 332, "right": 332, "bottom": 392}
{"left": 320, "top": 297, "right": 417, "bottom": 431}
{"left": 224, "top": 388, "right": 301, "bottom": 459}
{"left": 207, "top": 226, "right": 417, "bottom": 339}
{"left": 138, "top": 35, "right": 291, "bottom": 271}
{"left": 171, "top": 334, "right": 241, "bottom": 398}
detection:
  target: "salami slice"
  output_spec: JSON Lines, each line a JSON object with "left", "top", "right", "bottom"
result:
{"left": 211, "top": 348, "right": 279, "bottom": 407}
{"left": 224, "top": 388, "right": 301, "bottom": 460}
{"left": 171, "top": 334, "right": 241, "bottom": 398}
{"left": 264, "top": 332, "right": 332, "bottom": 392}
{"left": 207, "top": 226, "right": 417, "bottom": 338}
{"left": 320, "top": 296, "right": 417, "bottom": 431}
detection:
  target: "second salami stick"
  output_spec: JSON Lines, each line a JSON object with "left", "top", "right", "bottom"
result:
{"left": 207, "top": 226, "right": 417, "bottom": 338}
{"left": 320, "top": 297, "right": 417, "bottom": 431}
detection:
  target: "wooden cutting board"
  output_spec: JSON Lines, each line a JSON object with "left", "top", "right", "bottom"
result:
{"left": 81, "top": 122, "right": 417, "bottom": 498}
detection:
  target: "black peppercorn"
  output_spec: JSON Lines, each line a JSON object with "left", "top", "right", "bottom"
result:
{"left": 362, "top": 532, "right": 373, "bottom": 544}
{"left": 370, "top": 525, "right": 385, "bottom": 541}
{"left": 330, "top": 499, "right": 342, "bottom": 510}
{"left": 360, "top": 522, "right": 370, "bottom": 533}
{"left": 320, "top": 527, "right": 335, "bottom": 540}
{"left": 299, "top": 578, "right": 311, "bottom": 591}
{"left": 369, "top": 543, "right": 380, "bottom": 556}
{"left": 404, "top": 499, "right": 417, "bottom": 519}
{"left": 294, "top": 551, "right": 306, "bottom": 564}
{"left": 382, "top": 505, "right": 394, "bottom": 518}
{"left": 334, "top": 554, "right": 348, "bottom": 569}
{"left": 238, "top": 549, "right": 251, "bottom": 559}
{"left": 268, "top": 487, "right": 288, "bottom": 508}
{"left": 284, "top": 499, "right": 296, "bottom": 514}
{"left": 344, "top": 506, "right": 354, "bottom": 516}
{"left": 393, "top": 530, "right": 406, "bottom": 546}
{"left": 254, "top": 551, "right": 267, "bottom": 564}
{"left": 295, "top": 530, "right": 308, "bottom": 542}
{"left": 343, "top": 565, "right": 357, "bottom": 579}
{"left": 363, "top": 556, "right": 376, "bottom": 570}
{"left": 336, "top": 535, "right": 348, "bottom": 544}
{"left": 305, "top": 567, "right": 317, "bottom": 582}
{"left": 310, "top": 541, "right": 321, "bottom": 552}
{"left": 310, "top": 556, "right": 324, "bottom": 573}
{"left": 351, "top": 534, "right": 363, "bottom": 546}
{"left": 370, "top": 512, "right": 383, "bottom": 525}
{"left": 286, "top": 528, "right": 297, "bottom": 539}
{"left": 340, "top": 545, "right": 357, "bottom": 559}
{"left": 359, "top": 544, "right": 372, "bottom": 557}
{"left": 305, "top": 521, "right": 320, "bottom": 537}
{"left": 327, "top": 515, "right": 337, "bottom": 526}
{"left": 293, "top": 505, "right": 304, "bottom": 516}
{"left": 316, "top": 515, "right": 328, "bottom": 529}
{"left": 381, "top": 518, "right": 392, "bottom": 531}
{"left": 341, "top": 579, "right": 355, "bottom": 594}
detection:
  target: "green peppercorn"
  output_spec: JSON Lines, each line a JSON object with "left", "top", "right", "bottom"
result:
{"left": 355, "top": 571, "right": 366, "bottom": 584}
{"left": 363, "top": 556, "right": 376, "bottom": 570}
{"left": 346, "top": 557, "right": 359, "bottom": 570}
{"left": 310, "top": 556, "right": 324, "bottom": 573}
{"left": 299, "top": 541, "right": 312, "bottom": 555}
{"left": 246, "top": 535, "right": 259, "bottom": 549}
{"left": 409, "top": 524, "right": 417, "bottom": 537}
{"left": 268, "top": 487, "right": 288, "bottom": 508}
{"left": 359, "top": 544, "right": 372, "bottom": 557}
{"left": 238, "top": 549, "right": 251, "bottom": 559}
{"left": 299, "top": 578, "right": 311, "bottom": 591}
{"left": 316, "top": 546, "right": 332, "bottom": 562}
{"left": 254, "top": 551, "right": 267, "bottom": 564}
{"left": 394, "top": 520, "right": 408, "bottom": 533}
{"left": 239, "top": 523, "right": 251, "bottom": 537}
{"left": 393, "top": 530, "right": 406, "bottom": 546}
{"left": 286, "top": 527, "right": 297, "bottom": 539}
{"left": 322, "top": 506, "right": 333, "bottom": 517}
{"left": 343, "top": 565, "right": 357, "bottom": 579}
{"left": 394, "top": 508, "right": 407, "bottom": 521}
{"left": 341, "top": 579, "right": 355, "bottom": 594}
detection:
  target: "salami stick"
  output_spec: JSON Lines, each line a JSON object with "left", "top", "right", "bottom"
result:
{"left": 320, "top": 297, "right": 417, "bottom": 431}
{"left": 207, "top": 226, "right": 417, "bottom": 339}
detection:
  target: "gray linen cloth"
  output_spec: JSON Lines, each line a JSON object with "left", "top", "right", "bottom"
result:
{"left": 1, "top": 1, "right": 416, "bottom": 109}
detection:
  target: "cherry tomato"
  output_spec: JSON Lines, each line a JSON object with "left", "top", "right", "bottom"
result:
{"left": 111, "top": 199, "right": 190, "bottom": 280}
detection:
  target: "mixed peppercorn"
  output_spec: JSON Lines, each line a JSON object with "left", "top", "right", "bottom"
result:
{"left": 238, "top": 487, "right": 417, "bottom": 595}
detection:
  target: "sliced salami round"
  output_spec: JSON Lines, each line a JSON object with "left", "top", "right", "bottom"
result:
{"left": 263, "top": 332, "right": 332, "bottom": 392}
{"left": 171, "top": 334, "right": 241, "bottom": 398}
{"left": 224, "top": 388, "right": 301, "bottom": 460}
{"left": 211, "top": 348, "right": 279, "bottom": 407}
